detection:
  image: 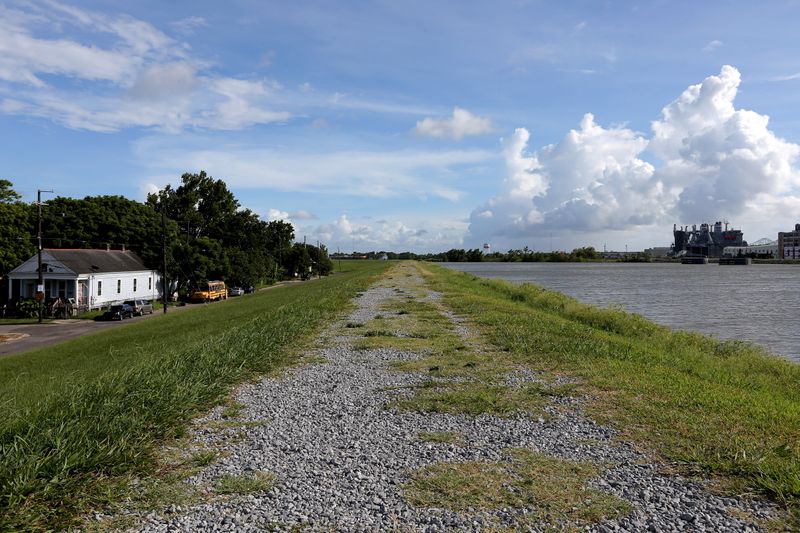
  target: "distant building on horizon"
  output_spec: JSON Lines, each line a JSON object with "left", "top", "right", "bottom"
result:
{"left": 644, "top": 247, "right": 671, "bottom": 258}
{"left": 778, "top": 223, "right": 800, "bottom": 259}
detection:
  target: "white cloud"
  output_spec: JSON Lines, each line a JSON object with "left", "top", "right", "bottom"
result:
{"left": 141, "top": 182, "right": 161, "bottom": 199}
{"left": 134, "top": 138, "right": 495, "bottom": 200}
{"left": 414, "top": 107, "right": 493, "bottom": 140}
{"left": 0, "top": 1, "right": 290, "bottom": 132}
{"left": 703, "top": 40, "right": 723, "bottom": 53}
{"left": 290, "top": 210, "right": 317, "bottom": 220}
{"left": 302, "top": 214, "right": 466, "bottom": 251}
{"left": 266, "top": 208, "right": 290, "bottom": 221}
{"left": 170, "top": 16, "right": 207, "bottom": 35}
{"left": 767, "top": 72, "right": 800, "bottom": 82}
{"left": 328, "top": 92, "right": 437, "bottom": 116}
{"left": 650, "top": 65, "right": 800, "bottom": 222}
{"left": 202, "top": 78, "right": 290, "bottom": 130}
{"left": 469, "top": 65, "right": 800, "bottom": 246}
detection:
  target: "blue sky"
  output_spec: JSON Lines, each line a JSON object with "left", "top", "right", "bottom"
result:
{"left": 2, "top": 0, "right": 800, "bottom": 252}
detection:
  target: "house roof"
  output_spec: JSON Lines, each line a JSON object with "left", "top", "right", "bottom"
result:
{"left": 43, "top": 249, "right": 150, "bottom": 274}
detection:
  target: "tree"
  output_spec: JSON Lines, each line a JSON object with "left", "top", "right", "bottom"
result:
{"left": 445, "top": 249, "right": 467, "bottom": 262}
{"left": 146, "top": 172, "right": 244, "bottom": 292}
{"left": 465, "top": 248, "right": 484, "bottom": 262}
{"left": 0, "top": 180, "right": 34, "bottom": 279}
{"left": 264, "top": 220, "right": 295, "bottom": 280}
{"left": 286, "top": 243, "right": 312, "bottom": 279}
{"left": 42, "top": 195, "right": 167, "bottom": 268}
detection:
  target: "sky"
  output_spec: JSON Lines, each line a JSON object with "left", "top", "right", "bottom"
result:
{"left": 2, "top": 0, "right": 800, "bottom": 253}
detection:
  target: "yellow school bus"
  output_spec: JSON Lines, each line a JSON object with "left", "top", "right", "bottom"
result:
{"left": 189, "top": 280, "right": 227, "bottom": 302}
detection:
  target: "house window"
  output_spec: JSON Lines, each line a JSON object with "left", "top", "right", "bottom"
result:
{"left": 133, "top": 279, "right": 137, "bottom": 292}
{"left": 148, "top": 277, "right": 152, "bottom": 290}
{"left": 98, "top": 281, "right": 102, "bottom": 296}
{"left": 117, "top": 279, "right": 121, "bottom": 294}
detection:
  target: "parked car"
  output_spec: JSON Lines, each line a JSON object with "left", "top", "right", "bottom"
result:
{"left": 103, "top": 304, "right": 133, "bottom": 321}
{"left": 228, "top": 287, "right": 245, "bottom": 297}
{"left": 244, "top": 285, "right": 256, "bottom": 294}
{"left": 124, "top": 299, "right": 154, "bottom": 316}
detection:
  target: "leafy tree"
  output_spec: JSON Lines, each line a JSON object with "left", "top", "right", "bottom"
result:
{"left": 286, "top": 243, "right": 312, "bottom": 279}
{"left": 445, "top": 249, "right": 467, "bottom": 262}
{"left": 41, "top": 195, "right": 168, "bottom": 268}
{"left": 0, "top": 180, "right": 34, "bottom": 279}
{"left": 264, "top": 220, "right": 295, "bottom": 279}
{"left": 572, "top": 246, "right": 598, "bottom": 260}
{"left": 465, "top": 248, "right": 484, "bottom": 262}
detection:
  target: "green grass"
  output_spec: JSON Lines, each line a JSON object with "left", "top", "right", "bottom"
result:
{"left": 354, "top": 265, "right": 556, "bottom": 418}
{"left": 0, "top": 318, "right": 53, "bottom": 325}
{"left": 404, "top": 448, "right": 630, "bottom": 528}
{"left": 420, "top": 262, "right": 800, "bottom": 520}
{"left": 0, "top": 261, "right": 390, "bottom": 531}
{"left": 214, "top": 472, "right": 275, "bottom": 495}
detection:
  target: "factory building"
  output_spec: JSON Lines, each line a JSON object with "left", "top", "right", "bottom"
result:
{"left": 778, "top": 223, "right": 800, "bottom": 259}
{"left": 722, "top": 242, "right": 778, "bottom": 258}
{"left": 672, "top": 221, "right": 745, "bottom": 258}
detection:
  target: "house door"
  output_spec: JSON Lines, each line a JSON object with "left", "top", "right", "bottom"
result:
{"left": 78, "top": 281, "right": 88, "bottom": 309}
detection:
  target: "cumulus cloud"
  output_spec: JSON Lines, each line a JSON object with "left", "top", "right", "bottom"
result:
{"left": 469, "top": 65, "right": 800, "bottom": 245}
{"left": 650, "top": 65, "right": 800, "bottom": 221}
{"left": 266, "top": 208, "right": 290, "bottom": 221}
{"left": 0, "top": 1, "right": 290, "bottom": 132}
{"left": 414, "top": 107, "right": 493, "bottom": 140}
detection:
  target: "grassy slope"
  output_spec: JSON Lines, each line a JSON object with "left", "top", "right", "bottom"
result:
{"left": 0, "top": 261, "right": 389, "bottom": 531}
{"left": 421, "top": 263, "right": 800, "bottom": 518}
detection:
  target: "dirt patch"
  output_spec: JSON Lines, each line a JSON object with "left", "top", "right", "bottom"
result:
{"left": 0, "top": 333, "right": 29, "bottom": 344}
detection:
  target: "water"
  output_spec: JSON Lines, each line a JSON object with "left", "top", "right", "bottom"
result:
{"left": 443, "top": 262, "right": 800, "bottom": 362}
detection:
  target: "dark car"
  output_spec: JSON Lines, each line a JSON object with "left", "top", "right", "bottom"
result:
{"left": 124, "top": 299, "right": 154, "bottom": 316}
{"left": 103, "top": 304, "right": 134, "bottom": 321}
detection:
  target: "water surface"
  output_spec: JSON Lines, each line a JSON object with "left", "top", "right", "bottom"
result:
{"left": 443, "top": 262, "right": 799, "bottom": 362}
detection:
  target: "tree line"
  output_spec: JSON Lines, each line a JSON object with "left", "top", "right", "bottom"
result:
{"left": 358, "top": 247, "right": 650, "bottom": 262}
{"left": 0, "top": 172, "right": 333, "bottom": 301}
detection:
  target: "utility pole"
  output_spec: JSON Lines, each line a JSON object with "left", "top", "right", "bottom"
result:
{"left": 317, "top": 240, "right": 321, "bottom": 279}
{"left": 36, "top": 189, "right": 53, "bottom": 324}
{"left": 161, "top": 194, "right": 168, "bottom": 314}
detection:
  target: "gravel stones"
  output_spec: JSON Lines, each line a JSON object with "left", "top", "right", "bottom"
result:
{"left": 120, "top": 277, "right": 777, "bottom": 532}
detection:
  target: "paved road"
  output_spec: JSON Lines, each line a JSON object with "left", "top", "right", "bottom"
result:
{"left": 0, "top": 306, "right": 189, "bottom": 358}
{"left": 0, "top": 281, "right": 304, "bottom": 358}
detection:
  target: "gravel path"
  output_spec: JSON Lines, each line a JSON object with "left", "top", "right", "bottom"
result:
{"left": 116, "top": 269, "right": 777, "bottom": 532}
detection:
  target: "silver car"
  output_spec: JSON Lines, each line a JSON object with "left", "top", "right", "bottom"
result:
{"left": 124, "top": 299, "right": 154, "bottom": 316}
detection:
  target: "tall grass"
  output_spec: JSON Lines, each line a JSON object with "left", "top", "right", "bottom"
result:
{"left": 423, "top": 264, "right": 800, "bottom": 518}
{"left": 0, "top": 261, "right": 389, "bottom": 531}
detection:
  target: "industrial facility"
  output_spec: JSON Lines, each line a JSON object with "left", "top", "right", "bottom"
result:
{"left": 672, "top": 221, "right": 746, "bottom": 258}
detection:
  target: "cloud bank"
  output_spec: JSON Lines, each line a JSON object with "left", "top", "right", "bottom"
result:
{"left": 469, "top": 66, "right": 800, "bottom": 245}
{"left": 301, "top": 214, "right": 466, "bottom": 252}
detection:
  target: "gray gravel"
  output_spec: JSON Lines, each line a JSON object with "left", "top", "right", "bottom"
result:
{"left": 114, "top": 279, "right": 777, "bottom": 532}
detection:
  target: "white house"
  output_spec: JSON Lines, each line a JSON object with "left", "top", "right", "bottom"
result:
{"left": 7, "top": 249, "right": 161, "bottom": 310}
